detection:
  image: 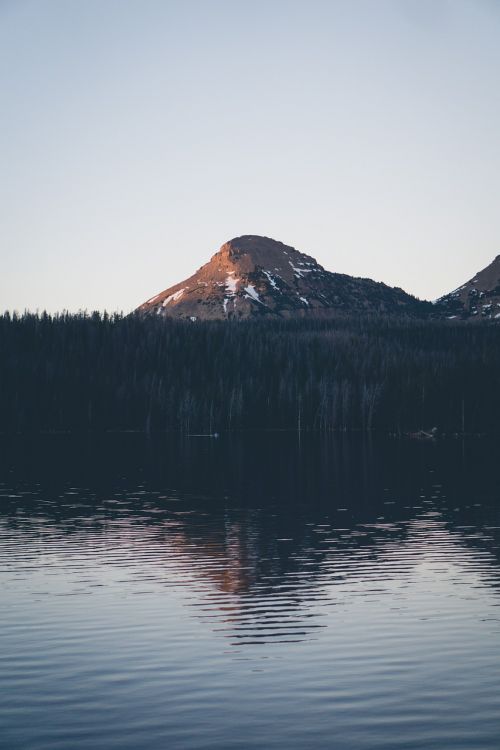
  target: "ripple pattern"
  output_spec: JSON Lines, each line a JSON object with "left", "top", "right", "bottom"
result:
{"left": 0, "top": 435, "right": 499, "bottom": 749}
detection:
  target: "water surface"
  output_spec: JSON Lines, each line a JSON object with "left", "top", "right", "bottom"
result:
{"left": 0, "top": 434, "right": 499, "bottom": 749}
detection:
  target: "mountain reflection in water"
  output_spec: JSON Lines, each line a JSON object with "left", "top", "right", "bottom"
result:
{"left": 0, "top": 434, "right": 499, "bottom": 749}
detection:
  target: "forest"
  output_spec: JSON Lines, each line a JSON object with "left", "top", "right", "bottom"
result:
{"left": 0, "top": 311, "right": 499, "bottom": 435}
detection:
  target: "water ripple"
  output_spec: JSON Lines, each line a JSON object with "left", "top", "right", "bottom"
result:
{"left": 0, "top": 434, "right": 500, "bottom": 749}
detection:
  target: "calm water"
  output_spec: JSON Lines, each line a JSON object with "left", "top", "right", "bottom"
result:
{"left": 0, "top": 434, "right": 499, "bottom": 750}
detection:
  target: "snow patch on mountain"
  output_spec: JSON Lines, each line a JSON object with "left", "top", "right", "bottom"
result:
{"left": 244, "top": 285, "right": 264, "bottom": 304}
{"left": 162, "top": 288, "right": 186, "bottom": 306}
{"left": 289, "top": 261, "right": 313, "bottom": 278}
{"left": 225, "top": 274, "right": 239, "bottom": 295}
{"left": 263, "top": 270, "right": 280, "bottom": 291}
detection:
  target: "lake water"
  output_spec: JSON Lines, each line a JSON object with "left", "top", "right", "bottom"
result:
{"left": 0, "top": 434, "right": 499, "bottom": 750}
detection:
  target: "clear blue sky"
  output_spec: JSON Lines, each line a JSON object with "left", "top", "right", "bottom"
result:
{"left": 1, "top": 0, "right": 499, "bottom": 313}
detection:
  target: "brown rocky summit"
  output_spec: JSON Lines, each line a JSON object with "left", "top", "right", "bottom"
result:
{"left": 137, "top": 235, "right": 426, "bottom": 320}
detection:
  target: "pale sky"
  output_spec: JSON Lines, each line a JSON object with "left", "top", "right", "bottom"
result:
{"left": 1, "top": 0, "right": 499, "bottom": 313}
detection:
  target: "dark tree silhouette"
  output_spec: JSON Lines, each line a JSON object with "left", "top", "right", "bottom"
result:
{"left": 0, "top": 311, "right": 498, "bottom": 435}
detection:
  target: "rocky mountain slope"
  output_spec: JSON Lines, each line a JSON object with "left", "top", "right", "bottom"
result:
{"left": 435, "top": 255, "right": 500, "bottom": 321}
{"left": 137, "top": 235, "right": 428, "bottom": 320}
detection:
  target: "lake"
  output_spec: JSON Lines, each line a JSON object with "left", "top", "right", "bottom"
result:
{"left": 0, "top": 433, "right": 499, "bottom": 750}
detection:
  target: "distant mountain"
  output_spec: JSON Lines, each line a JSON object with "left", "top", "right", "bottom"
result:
{"left": 137, "top": 235, "right": 428, "bottom": 320}
{"left": 435, "top": 255, "right": 500, "bottom": 321}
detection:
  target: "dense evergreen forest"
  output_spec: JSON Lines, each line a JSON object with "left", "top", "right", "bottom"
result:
{"left": 0, "top": 312, "right": 499, "bottom": 435}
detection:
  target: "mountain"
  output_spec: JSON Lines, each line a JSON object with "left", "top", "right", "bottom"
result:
{"left": 137, "top": 235, "right": 428, "bottom": 320}
{"left": 435, "top": 255, "right": 500, "bottom": 320}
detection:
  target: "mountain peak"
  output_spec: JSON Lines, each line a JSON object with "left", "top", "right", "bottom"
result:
{"left": 437, "top": 252, "right": 500, "bottom": 320}
{"left": 209, "top": 235, "right": 324, "bottom": 279}
{"left": 136, "top": 235, "right": 425, "bottom": 320}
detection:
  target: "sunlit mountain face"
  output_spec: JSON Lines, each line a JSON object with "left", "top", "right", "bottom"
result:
{"left": 137, "top": 234, "right": 500, "bottom": 323}
{"left": 137, "top": 235, "right": 429, "bottom": 320}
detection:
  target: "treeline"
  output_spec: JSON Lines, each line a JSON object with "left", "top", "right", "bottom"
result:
{"left": 0, "top": 311, "right": 499, "bottom": 434}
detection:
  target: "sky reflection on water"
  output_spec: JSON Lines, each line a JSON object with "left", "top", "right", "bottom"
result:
{"left": 0, "top": 434, "right": 499, "bottom": 749}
